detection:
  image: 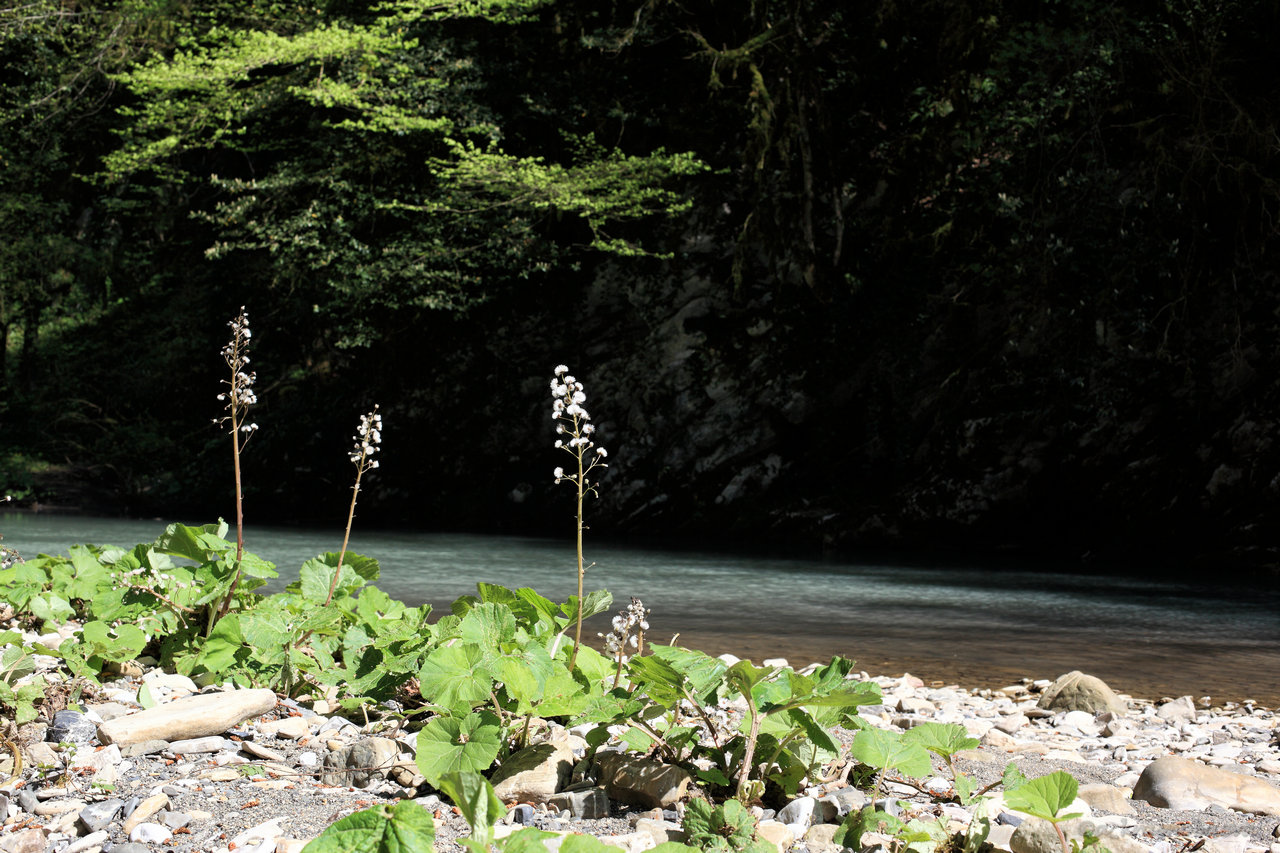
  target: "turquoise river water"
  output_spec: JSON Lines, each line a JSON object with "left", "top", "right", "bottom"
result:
{"left": 3, "top": 512, "right": 1278, "bottom": 705}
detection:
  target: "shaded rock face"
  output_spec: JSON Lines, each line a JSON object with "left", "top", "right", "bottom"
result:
{"left": 226, "top": 225, "right": 1280, "bottom": 567}
{"left": 594, "top": 751, "right": 692, "bottom": 808}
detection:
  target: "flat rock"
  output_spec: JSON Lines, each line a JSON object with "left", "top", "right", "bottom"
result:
{"left": 169, "top": 735, "right": 231, "bottom": 754}
{"left": 258, "top": 715, "right": 312, "bottom": 739}
{"left": 1038, "top": 672, "right": 1127, "bottom": 716}
{"left": 121, "top": 792, "right": 169, "bottom": 834}
{"left": 548, "top": 787, "right": 611, "bottom": 819}
{"left": 804, "top": 823, "right": 842, "bottom": 853}
{"left": 758, "top": 819, "right": 796, "bottom": 852}
{"left": 491, "top": 742, "right": 575, "bottom": 804}
{"left": 97, "top": 688, "right": 276, "bottom": 746}
{"left": 242, "top": 740, "right": 286, "bottom": 762}
{"left": 1078, "top": 783, "right": 1135, "bottom": 816}
{"left": 0, "top": 828, "right": 47, "bottom": 853}
{"left": 595, "top": 752, "right": 692, "bottom": 809}
{"left": 1133, "top": 756, "right": 1280, "bottom": 816}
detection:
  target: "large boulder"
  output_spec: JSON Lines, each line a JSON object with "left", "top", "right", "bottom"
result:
{"left": 1132, "top": 756, "right": 1280, "bottom": 816}
{"left": 1037, "top": 671, "right": 1126, "bottom": 715}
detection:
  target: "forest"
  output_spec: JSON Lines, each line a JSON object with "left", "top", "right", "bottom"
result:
{"left": 2, "top": 0, "right": 1279, "bottom": 567}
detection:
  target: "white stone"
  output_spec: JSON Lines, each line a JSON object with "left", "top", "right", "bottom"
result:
{"left": 259, "top": 716, "right": 312, "bottom": 739}
{"left": 129, "top": 822, "right": 172, "bottom": 844}
{"left": 229, "top": 817, "right": 286, "bottom": 850}
{"left": 996, "top": 714, "right": 1029, "bottom": 734}
{"left": 1156, "top": 697, "right": 1198, "bottom": 724}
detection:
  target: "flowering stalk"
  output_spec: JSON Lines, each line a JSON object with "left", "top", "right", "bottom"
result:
{"left": 323, "top": 406, "right": 382, "bottom": 608}
{"left": 212, "top": 306, "right": 258, "bottom": 627}
{"left": 550, "top": 364, "right": 608, "bottom": 669}
{"left": 599, "top": 597, "right": 649, "bottom": 686}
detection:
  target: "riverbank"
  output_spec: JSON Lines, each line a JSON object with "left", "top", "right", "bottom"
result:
{"left": 3, "top": 662, "right": 1278, "bottom": 853}
{"left": 674, "top": 630, "right": 1280, "bottom": 708}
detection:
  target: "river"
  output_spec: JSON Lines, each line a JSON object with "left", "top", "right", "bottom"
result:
{"left": 3, "top": 512, "right": 1278, "bottom": 705}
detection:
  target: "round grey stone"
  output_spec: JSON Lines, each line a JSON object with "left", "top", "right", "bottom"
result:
{"left": 16, "top": 789, "right": 38, "bottom": 814}
{"left": 47, "top": 710, "right": 98, "bottom": 745}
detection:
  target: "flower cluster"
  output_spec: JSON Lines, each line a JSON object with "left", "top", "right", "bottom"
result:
{"left": 350, "top": 406, "right": 383, "bottom": 471}
{"left": 551, "top": 364, "right": 607, "bottom": 485}
{"left": 599, "top": 596, "right": 649, "bottom": 666}
{"left": 215, "top": 306, "right": 259, "bottom": 436}
{"left": 0, "top": 543, "right": 20, "bottom": 571}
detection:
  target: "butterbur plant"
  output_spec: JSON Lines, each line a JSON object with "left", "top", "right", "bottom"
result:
{"left": 550, "top": 364, "right": 609, "bottom": 668}
{"left": 323, "top": 406, "right": 382, "bottom": 608}
{"left": 212, "top": 306, "right": 258, "bottom": 623}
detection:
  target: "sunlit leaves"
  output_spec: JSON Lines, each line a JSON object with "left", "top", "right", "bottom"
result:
{"left": 415, "top": 711, "right": 503, "bottom": 787}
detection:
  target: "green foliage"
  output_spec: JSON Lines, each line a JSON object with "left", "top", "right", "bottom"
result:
{"left": 301, "top": 799, "right": 437, "bottom": 853}
{"left": 850, "top": 727, "right": 934, "bottom": 782}
{"left": 414, "top": 711, "right": 503, "bottom": 786}
{"left": 0, "top": 636, "right": 46, "bottom": 724}
{"left": 834, "top": 807, "right": 950, "bottom": 853}
{"left": 682, "top": 798, "right": 773, "bottom": 853}
{"left": 1003, "top": 771, "right": 1081, "bottom": 824}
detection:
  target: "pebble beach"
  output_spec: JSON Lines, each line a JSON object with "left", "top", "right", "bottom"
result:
{"left": 3, "top": 640, "right": 1279, "bottom": 853}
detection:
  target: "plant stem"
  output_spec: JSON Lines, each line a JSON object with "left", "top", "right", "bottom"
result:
{"left": 736, "top": 696, "right": 763, "bottom": 802}
{"left": 569, "top": 446, "right": 585, "bottom": 669}
{"left": 323, "top": 462, "right": 364, "bottom": 608}
{"left": 216, "top": 371, "right": 247, "bottom": 631}
{"left": 1054, "top": 822, "right": 1069, "bottom": 853}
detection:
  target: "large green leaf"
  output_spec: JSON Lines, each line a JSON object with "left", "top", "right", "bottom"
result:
{"left": 415, "top": 711, "right": 503, "bottom": 786}
{"left": 66, "top": 547, "right": 110, "bottom": 601}
{"left": 1003, "top": 771, "right": 1081, "bottom": 822}
{"left": 529, "top": 664, "right": 589, "bottom": 716}
{"left": 902, "top": 722, "right": 980, "bottom": 758}
{"left": 239, "top": 607, "right": 293, "bottom": 667}
{"left": 436, "top": 770, "right": 505, "bottom": 842}
{"left": 567, "top": 642, "right": 612, "bottom": 681}
{"left": 626, "top": 654, "right": 685, "bottom": 708}
{"left": 417, "top": 643, "right": 492, "bottom": 714}
{"left": 299, "top": 554, "right": 365, "bottom": 604}
{"left": 514, "top": 587, "right": 561, "bottom": 628}
{"left": 153, "top": 521, "right": 231, "bottom": 564}
{"left": 197, "top": 614, "right": 246, "bottom": 673}
{"left": 301, "top": 800, "right": 436, "bottom": 853}
{"left": 560, "top": 589, "right": 613, "bottom": 623}
{"left": 725, "top": 659, "right": 768, "bottom": 696}
{"left": 495, "top": 642, "right": 554, "bottom": 709}
{"left": 849, "top": 728, "right": 933, "bottom": 779}
{"left": 460, "top": 602, "right": 516, "bottom": 649}
{"left": 649, "top": 645, "right": 727, "bottom": 701}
